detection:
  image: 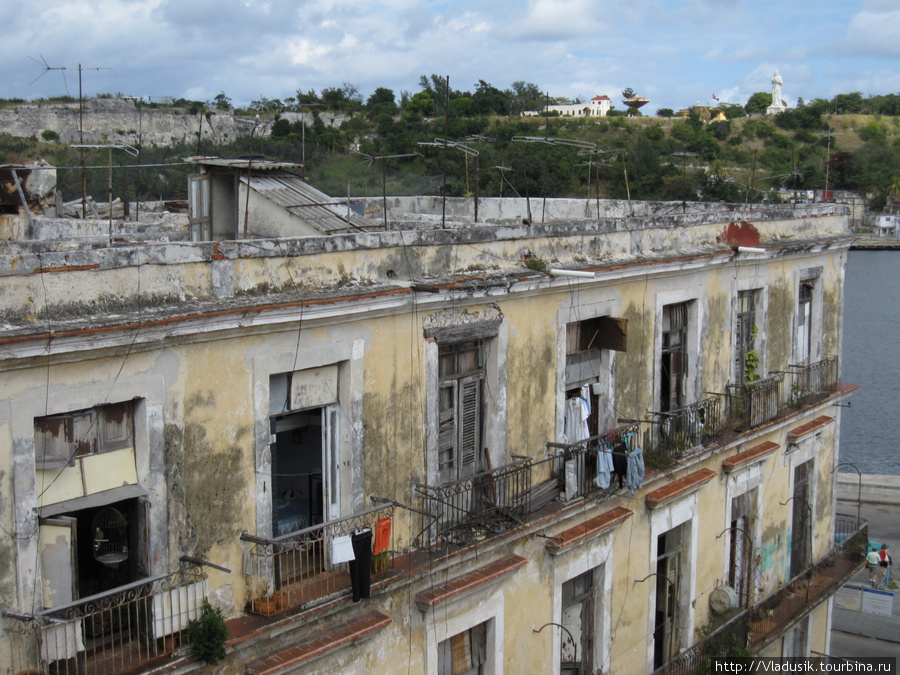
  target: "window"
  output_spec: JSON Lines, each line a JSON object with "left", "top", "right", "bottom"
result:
{"left": 438, "top": 341, "right": 484, "bottom": 483}
{"left": 660, "top": 303, "right": 689, "bottom": 412}
{"left": 734, "top": 290, "right": 759, "bottom": 385}
{"left": 438, "top": 621, "right": 488, "bottom": 675}
{"left": 35, "top": 401, "right": 135, "bottom": 469}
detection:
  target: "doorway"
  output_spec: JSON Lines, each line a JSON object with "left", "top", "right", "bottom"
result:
{"left": 271, "top": 406, "right": 338, "bottom": 537}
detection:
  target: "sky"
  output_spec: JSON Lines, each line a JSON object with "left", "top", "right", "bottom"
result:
{"left": 3, "top": 0, "right": 900, "bottom": 114}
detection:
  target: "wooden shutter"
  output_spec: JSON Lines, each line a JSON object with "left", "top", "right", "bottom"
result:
{"left": 458, "top": 377, "right": 482, "bottom": 478}
{"left": 438, "top": 381, "right": 457, "bottom": 483}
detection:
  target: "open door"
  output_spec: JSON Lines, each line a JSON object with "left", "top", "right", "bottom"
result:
{"left": 272, "top": 406, "right": 340, "bottom": 537}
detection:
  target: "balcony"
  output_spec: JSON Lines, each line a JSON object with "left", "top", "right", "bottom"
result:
{"left": 544, "top": 422, "right": 642, "bottom": 501}
{"left": 645, "top": 356, "right": 841, "bottom": 464}
{"left": 4, "top": 564, "right": 208, "bottom": 675}
{"left": 415, "top": 455, "right": 533, "bottom": 547}
{"left": 240, "top": 504, "right": 395, "bottom": 617}
{"left": 648, "top": 396, "right": 723, "bottom": 461}
{"left": 654, "top": 515, "right": 868, "bottom": 674}
{"left": 726, "top": 373, "right": 785, "bottom": 429}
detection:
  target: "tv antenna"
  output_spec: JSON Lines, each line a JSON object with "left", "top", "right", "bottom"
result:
{"left": 29, "top": 56, "right": 110, "bottom": 216}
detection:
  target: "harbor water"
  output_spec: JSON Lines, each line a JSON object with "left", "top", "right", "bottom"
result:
{"left": 838, "top": 250, "right": 900, "bottom": 475}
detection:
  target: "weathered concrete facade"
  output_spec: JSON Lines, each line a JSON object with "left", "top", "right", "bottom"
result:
{"left": 0, "top": 195, "right": 861, "bottom": 673}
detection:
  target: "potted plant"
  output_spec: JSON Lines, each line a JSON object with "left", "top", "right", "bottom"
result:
{"left": 252, "top": 589, "right": 277, "bottom": 616}
{"left": 186, "top": 598, "right": 228, "bottom": 665}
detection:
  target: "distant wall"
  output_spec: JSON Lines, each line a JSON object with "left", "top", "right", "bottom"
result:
{"left": 0, "top": 99, "right": 347, "bottom": 147}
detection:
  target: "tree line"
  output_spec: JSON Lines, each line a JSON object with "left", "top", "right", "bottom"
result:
{"left": 2, "top": 79, "right": 900, "bottom": 211}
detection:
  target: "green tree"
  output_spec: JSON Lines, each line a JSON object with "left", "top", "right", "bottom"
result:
{"left": 212, "top": 92, "right": 231, "bottom": 111}
{"left": 745, "top": 92, "right": 773, "bottom": 115}
{"left": 507, "top": 81, "right": 544, "bottom": 116}
{"left": 366, "top": 87, "right": 397, "bottom": 119}
{"left": 473, "top": 80, "right": 510, "bottom": 116}
{"left": 656, "top": 108, "right": 675, "bottom": 118}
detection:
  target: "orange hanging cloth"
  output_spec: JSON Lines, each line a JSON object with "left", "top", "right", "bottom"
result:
{"left": 373, "top": 517, "right": 392, "bottom": 555}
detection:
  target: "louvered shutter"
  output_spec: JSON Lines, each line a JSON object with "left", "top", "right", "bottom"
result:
{"left": 458, "top": 376, "right": 482, "bottom": 478}
{"left": 438, "top": 381, "right": 457, "bottom": 483}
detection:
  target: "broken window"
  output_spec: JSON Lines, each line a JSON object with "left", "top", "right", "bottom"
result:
{"left": 438, "top": 340, "right": 484, "bottom": 484}
{"left": 438, "top": 620, "right": 488, "bottom": 675}
{"left": 35, "top": 401, "right": 135, "bottom": 469}
{"left": 660, "top": 303, "right": 690, "bottom": 413}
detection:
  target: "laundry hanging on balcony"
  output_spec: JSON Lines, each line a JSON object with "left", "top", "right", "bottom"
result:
{"left": 331, "top": 534, "right": 355, "bottom": 563}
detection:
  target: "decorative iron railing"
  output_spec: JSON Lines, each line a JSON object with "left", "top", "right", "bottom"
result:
{"left": 3, "top": 565, "right": 208, "bottom": 675}
{"left": 545, "top": 423, "right": 642, "bottom": 501}
{"left": 240, "top": 504, "right": 394, "bottom": 616}
{"left": 788, "top": 355, "right": 839, "bottom": 405}
{"left": 415, "top": 455, "right": 532, "bottom": 547}
{"left": 648, "top": 396, "right": 722, "bottom": 460}
{"left": 654, "top": 518, "right": 867, "bottom": 674}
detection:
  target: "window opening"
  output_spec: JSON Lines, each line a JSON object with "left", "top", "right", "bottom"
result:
{"left": 735, "top": 291, "right": 757, "bottom": 385}
{"left": 796, "top": 280, "right": 814, "bottom": 365}
{"left": 438, "top": 620, "right": 488, "bottom": 675}
{"left": 39, "top": 497, "right": 146, "bottom": 604}
{"left": 654, "top": 525, "right": 684, "bottom": 669}
{"left": 661, "top": 303, "right": 689, "bottom": 413}
{"left": 561, "top": 568, "right": 596, "bottom": 674}
{"left": 438, "top": 341, "right": 484, "bottom": 484}
{"left": 729, "top": 489, "right": 757, "bottom": 607}
{"left": 790, "top": 460, "right": 813, "bottom": 578}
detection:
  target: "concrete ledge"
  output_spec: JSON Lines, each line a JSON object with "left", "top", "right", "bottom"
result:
{"left": 837, "top": 474, "right": 900, "bottom": 506}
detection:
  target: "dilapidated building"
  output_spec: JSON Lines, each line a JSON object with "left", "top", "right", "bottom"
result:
{"left": 0, "top": 168, "right": 864, "bottom": 674}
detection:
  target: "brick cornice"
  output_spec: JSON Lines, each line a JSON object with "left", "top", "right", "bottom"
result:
{"left": 645, "top": 468, "right": 717, "bottom": 509}
{"left": 545, "top": 507, "right": 633, "bottom": 555}
{"left": 414, "top": 554, "right": 527, "bottom": 611}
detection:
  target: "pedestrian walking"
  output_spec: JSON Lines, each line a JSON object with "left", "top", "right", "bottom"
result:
{"left": 877, "top": 543, "right": 892, "bottom": 589}
{"left": 867, "top": 546, "right": 881, "bottom": 586}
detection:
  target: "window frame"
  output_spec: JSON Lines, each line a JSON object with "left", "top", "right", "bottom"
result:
{"left": 34, "top": 402, "right": 135, "bottom": 469}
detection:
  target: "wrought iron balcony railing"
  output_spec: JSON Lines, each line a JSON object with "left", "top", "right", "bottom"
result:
{"left": 654, "top": 516, "right": 867, "bottom": 674}
{"left": 415, "top": 455, "right": 532, "bottom": 547}
{"left": 240, "top": 504, "right": 395, "bottom": 616}
{"left": 544, "top": 422, "right": 642, "bottom": 501}
{"left": 648, "top": 396, "right": 723, "bottom": 460}
{"left": 788, "top": 355, "right": 839, "bottom": 406}
{"left": 3, "top": 564, "right": 208, "bottom": 675}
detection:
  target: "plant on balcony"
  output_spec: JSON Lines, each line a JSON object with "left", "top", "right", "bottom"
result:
{"left": 372, "top": 550, "right": 390, "bottom": 575}
{"left": 743, "top": 326, "right": 760, "bottom": 383}
{"left": 186, "top": 598, "right": 228, "bottom": 665}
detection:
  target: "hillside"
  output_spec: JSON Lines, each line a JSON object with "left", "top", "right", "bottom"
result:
{"left": 1, "top": 96, "right": 898, "bottom": 210}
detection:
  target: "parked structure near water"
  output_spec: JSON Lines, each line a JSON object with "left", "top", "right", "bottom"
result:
{"left": 0, "top": 162, "right": 864, "bottom": 673}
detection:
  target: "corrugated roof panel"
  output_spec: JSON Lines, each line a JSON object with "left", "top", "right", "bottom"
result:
{"left": 245, "top": 174, "right": 374, "bottom": 233}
